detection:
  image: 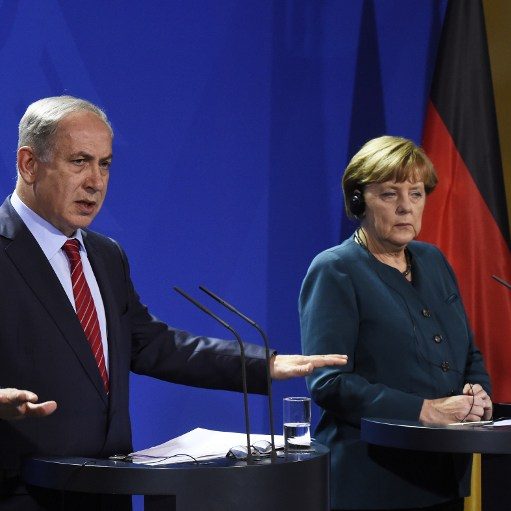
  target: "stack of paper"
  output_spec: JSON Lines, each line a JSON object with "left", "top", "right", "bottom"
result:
{"left": 130, "top": 428, "right": 285, "bottom": 465}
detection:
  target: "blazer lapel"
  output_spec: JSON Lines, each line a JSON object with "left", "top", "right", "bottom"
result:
{"left": 362, "top": 243, "right": 429, "bottom": 310}
{"left": 0, "top": 199, "right": 108, "bottom": 405}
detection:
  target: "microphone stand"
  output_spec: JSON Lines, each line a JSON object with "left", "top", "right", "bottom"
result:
{"left": 173, "top": 287, "right": 253, "bottom": 463}
{"left": 199, "top": 285, "right": 277, "bottom": 460}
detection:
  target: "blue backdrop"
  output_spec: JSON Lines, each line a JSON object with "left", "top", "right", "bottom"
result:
{"left": 0, "top": 0, "right": 447, "bottom": 501}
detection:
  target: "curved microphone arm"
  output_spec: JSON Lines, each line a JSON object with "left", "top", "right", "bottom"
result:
{"left": 199, "top": 285, "right": 276, "bottom": 459}
{"left": 173, "top": 287, "right": 252, "bottom": 463}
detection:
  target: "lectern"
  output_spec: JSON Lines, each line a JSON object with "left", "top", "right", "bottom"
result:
{"left": 22, "top": 442, "right": 329, "bottom": 510}
{"left": 361, "top": 416, "right": 511, "bottom": 511}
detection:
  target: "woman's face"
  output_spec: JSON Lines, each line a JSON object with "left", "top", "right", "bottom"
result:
{"left": 361, "top": 179, "right": 426, "bottom": 250}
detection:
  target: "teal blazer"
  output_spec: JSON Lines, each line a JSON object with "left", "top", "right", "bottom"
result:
{"left": 300, "top": 237, "right": 490, "bottom": 509}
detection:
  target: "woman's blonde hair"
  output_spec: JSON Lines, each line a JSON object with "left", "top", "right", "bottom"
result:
{"left": 342, "top": 135, "right": 438, "bottom": 219}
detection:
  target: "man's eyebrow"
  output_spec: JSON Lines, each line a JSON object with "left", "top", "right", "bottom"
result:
{"left": 69, "top": 151, "right": 93, "bottom": 159}
{"left": 69, "top": 152, "right": 113, "bottom": 160}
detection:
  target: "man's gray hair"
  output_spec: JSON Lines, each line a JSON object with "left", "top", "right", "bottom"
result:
{"left": 18, "top": 96, "right": 113, "bottom": 161}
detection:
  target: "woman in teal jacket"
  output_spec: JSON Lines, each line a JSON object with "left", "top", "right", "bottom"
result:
{"left": 300, "top": 136, "right": 492, "bottom": 511}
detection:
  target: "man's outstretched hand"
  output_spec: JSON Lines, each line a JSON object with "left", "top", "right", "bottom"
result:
{"left": 0, "top": 388, "right": 57, "bottom": 420}
{"left": 270, "top": 354, "right": 348, "bottom": 379}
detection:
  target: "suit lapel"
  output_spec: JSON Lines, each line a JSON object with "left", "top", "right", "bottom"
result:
{"left": 0, "top": 199, "right": 108, "bottom": 405}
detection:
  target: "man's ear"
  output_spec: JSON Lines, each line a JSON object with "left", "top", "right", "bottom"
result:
{"left": 17, "top": 146, "right": 38, "bottom": 184}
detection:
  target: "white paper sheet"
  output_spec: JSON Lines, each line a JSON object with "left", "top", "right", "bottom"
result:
{"left": 447, "top": 419, "right": 511, "bottom": 428}
{"left": 484, "top": 418, "right": 511, "bottom": 427}
{"left": 130, "top": 428, "right": 285, "bottom": 465}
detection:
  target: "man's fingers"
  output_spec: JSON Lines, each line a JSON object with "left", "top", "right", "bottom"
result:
{"left": 289, "top": 362, "right": 314, "bottom": 376}
{"left": 297, "top": 354, "right": 348, "bottom": 373}
{"left": 0, "top": 388, "right": 38, "bottom": 405}
{"left": 0, "top": 389, "right": 57, "bottom": 420}
{"left": 307, "top": 354, "right": 348, "bottom": 367}
{"left": 271, "top": 354, "right": 349, "bottom": 380}
{"left": 13, "top": 390, "right": 39, "bottom": 405}
{"left": 25, "top": 401, "right": 57, "bottom": 417}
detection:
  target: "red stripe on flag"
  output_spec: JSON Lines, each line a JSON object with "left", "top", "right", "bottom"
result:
{"left": 420, "top": 101, "right": 511, "bottom": 402}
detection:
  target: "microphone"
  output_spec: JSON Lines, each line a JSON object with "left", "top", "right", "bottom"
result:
{"left": 199, "top": 285, "right": 277, "bottom": 459}
{"left": 173, "top": 287, "right": 253, "bottom": 463}
{"left": 492, "top": 275, "right": 511, "bottom": 290}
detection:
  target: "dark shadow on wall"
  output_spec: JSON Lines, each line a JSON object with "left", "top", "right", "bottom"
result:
{"left": 340, "top": 0, "right": 387, "bottom": 242}
{"left": 267, "top": 0, "right": 327, "bottom": 397}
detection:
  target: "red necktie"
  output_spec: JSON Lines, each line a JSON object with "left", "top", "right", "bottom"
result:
{"left": 62, "top": 239, "right": 109, "bottom": 393}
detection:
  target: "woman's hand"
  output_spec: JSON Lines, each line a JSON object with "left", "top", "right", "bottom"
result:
{"left": 463, "top": 383, "right": 492, "bottom": 420}
{"left": 419, "top": 386, "right": 489, "bottom": 425}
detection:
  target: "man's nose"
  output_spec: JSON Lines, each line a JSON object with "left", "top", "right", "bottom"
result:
{"left": 85, "top": 164, "right": 106, "bottom": 191}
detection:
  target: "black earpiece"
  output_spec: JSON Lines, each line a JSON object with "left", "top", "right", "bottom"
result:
{"left": 349, "top": 189, "right": 365, "bottom": 217}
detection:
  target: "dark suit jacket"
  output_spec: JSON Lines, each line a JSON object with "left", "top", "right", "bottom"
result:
{"left": 300, "top": 237, "right": 491, "bottom": 510}
{"left": 0, "top": 197, "right": 267, "bottom": 493}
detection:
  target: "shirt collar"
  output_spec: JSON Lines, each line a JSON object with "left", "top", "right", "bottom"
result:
{"left": 10, "top": 191, "right": 85, "bottom": 259}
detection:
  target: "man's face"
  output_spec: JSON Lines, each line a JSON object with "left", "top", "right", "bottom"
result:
{"left": 27, "top": 111, "right": 112, "bottom": 236}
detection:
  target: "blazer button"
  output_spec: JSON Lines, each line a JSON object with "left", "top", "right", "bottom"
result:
{"left": 433, "top": 334, "right": 443, "bottom": 343}
{"left": 422, "top": 308, "right": 431, "bottom": 318}
{"left": 441, "top": 361, "right": 450, "bottom": 372}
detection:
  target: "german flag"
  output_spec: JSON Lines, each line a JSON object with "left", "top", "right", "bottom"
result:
{"left": 420, "top": 0, "right": 511, "bottom": 401}
{"left": 420, "top": 3, "right": 511, "bottom": 509}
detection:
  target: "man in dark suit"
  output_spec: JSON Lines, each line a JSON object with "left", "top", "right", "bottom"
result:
{"left": 0, "top": 96, "right": 346, "bottom": 510}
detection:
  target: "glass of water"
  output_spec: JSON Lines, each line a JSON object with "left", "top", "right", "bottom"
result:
{"left": 283, "top": 396, "right": 311, "bottom": 451}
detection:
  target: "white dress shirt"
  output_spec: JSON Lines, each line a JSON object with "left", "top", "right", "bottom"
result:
{"left": 10, "top": 191, "right": 109, "bottom": 373}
